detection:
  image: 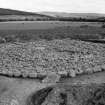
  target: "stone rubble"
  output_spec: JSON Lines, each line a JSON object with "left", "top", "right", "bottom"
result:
{"left": 0, "top": 39, "right": 105, "bottom": 78}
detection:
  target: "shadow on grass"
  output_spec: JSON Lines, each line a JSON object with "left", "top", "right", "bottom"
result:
{"left": 26, "top": 87, "right": 53, "bottom": 105}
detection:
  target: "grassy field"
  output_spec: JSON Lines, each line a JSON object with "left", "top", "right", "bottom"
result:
{"left": 0, "top": 21, "right": 105, "bottom": 105}
{"left": 0, "top": 21, "right": 105, "bottom": 43}
{"left": 0, "top": 21, "right": 102, "bottom": 30}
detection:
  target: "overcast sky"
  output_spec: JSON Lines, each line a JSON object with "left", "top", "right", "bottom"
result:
{"left": 0, "top": 0, "right": 105, "bottom": 13}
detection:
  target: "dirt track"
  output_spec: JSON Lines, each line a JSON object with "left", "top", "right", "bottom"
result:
{"left": 0, "top": 76, "right": 53, "bottom": 105}
{"left": 0, "top": 71, "right": 105, "bottom": 105}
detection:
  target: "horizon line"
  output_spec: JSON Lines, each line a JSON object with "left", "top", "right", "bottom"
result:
{"left": 1, "top": 7, "right": 105, "bottom": 14}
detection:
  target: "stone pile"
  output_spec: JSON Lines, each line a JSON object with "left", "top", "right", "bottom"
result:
{"left": 0, "top": 39, "right": 105, "bottom": 78}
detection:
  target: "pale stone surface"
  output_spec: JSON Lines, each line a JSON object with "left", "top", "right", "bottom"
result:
{"left": 10, "top": 99, "right": 19, "bottom": 105}
{"left": 42, "top": 73, "right": 60, "bottom": 83}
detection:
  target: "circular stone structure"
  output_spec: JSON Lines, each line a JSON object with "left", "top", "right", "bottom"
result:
{"left": 0, "top": 39, "right": 105, "bottom": 82}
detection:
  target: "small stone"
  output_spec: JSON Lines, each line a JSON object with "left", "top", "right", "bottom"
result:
{"left": 10, "top": 99, "right": 19, "bottom": 105}
{"left": 69, "top": 69, "right": 76, "bottom": 77}
{"left": 75, "top": 69, "right": 83, "bottom": 74}
{"left": 22, "top": 73, "right": 28, "bottom": 78}
{"left": 86, "top": 68, "right": 93, "bottom": 74}
{"left": 13, "top": 71, "right": 21, "bottom": 77}
{"left": 8, "top": 71, "right": 14, "bottom": 77}
{"left": 58, "top": 71, "right": 68, "bottom": 76}
{"left": 2, "top": 69, "right": 7, "bottom": 75}
{"left": 42, "top": 73, "right": 60, "bottom": 83}
{"left": 93, "top": 66, "right": 101, "bottom": 72}
{"left": 29, "top": 72, "right": 37, "bottom": 78}
{"left": 101, "top": 65, "right": 105, "bottom": 70}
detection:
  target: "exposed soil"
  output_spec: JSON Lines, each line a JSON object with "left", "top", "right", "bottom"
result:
{"left": 0, "top": 71, "right": 105, "bottom": 105}
{"left": 0, "top": 76, "right": 54, "bottom": 105}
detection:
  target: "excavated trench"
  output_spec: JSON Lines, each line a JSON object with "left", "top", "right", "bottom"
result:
{"left": 1, "top": 71, "right": 105, "bottom": 105}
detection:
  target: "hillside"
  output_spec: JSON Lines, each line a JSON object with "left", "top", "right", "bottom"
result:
{"left": 40, "top": 12, "right": 105, "bottom": 18}
{"left": 0, "top": 8, "right": 51, "bottom": 17}
{"left": 0, "top": 8, "right": 105, "bottom": 22}
{"left": 0, "top": 8, "right": 54, "bottom": 21}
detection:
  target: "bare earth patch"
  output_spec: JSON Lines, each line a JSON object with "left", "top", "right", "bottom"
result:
{"left": 0, "top": 71, "right": 105, "bottom": 105}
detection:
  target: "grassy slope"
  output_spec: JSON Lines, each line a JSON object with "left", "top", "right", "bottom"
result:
{"left": 40, "top": 12, "right": 105, "bottom": 18}
{"left": 0, "top": 8, "right": 51, "bottom": 17}
{"left": 0, "top": 22, "right": 105, "bottom": 43}
{"left": 0, "top": 8, "right": 54, "bottom": 21}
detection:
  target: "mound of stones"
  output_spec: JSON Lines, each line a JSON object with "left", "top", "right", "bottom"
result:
{"left": 0, "top": 39, "right": 105, "bottom": 78}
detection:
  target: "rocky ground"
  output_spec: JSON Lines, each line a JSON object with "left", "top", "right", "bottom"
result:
{"left": 0, "top": 39, "right": 105, "bottom": 105}
{"left": 0, "top": 39, "right": 105, "bottom": 79}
